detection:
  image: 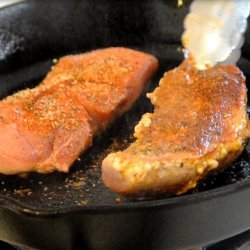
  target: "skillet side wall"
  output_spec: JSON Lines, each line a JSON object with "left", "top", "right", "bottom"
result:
{"left": 0, "top": 185, "right": 250, "bottom": 250}
{"left": 0, "top": 0, "right": 187, "bottom": 76}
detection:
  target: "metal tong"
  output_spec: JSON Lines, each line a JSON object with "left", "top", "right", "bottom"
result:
{"left": 182, "top": 0, "right": 250, "bottom": 70}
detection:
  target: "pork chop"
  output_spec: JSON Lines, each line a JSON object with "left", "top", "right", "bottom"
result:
{"left": 0, "top": 47, "right": 158, "bottom": 174}
{"left": 102, "top": 60, "right": 249, "bottom": 197}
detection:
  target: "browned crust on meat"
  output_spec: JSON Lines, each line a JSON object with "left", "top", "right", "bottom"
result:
{"left": 102, "top": 60, "right": 249, "bottom": 197}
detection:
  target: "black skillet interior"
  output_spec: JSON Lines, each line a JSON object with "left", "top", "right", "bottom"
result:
{"left": 0, "top": 0, "right": 249, "bottom": 212}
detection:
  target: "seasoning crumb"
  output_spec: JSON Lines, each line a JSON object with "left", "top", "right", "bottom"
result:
{"left": 43, "top": 186, "right": 49, "bottom": 192}
{"left": 1, "top": 181, "right": 4, "bottom": 185}
{"left": 77, "top": 200, "right": 89, "bottom": 205}
{"left": 115, "top": 197, "right": 122, "bottom": 203}
{"left": 38, "top": 181, "right": 43, "bottom": 185}
{"left": 14, "top": 188, "right": 32, "bottom": 196}
{"left": 19, "top": 173, "right": 28, "bottom": 178}
{"left": 72, "top": 181, "right": 84, "bottom": 189}
{"left": 177, "top": 0, "right": 184, "bottom": 8}
{"left": 52, "top": 58, "right": 58, "bottom": 64}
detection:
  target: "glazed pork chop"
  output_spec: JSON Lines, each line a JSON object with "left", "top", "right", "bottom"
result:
{"left": 0, "top": 47, "right": 158, "bottom": 174}
{"left": 102, "top": 60, "right": 249, "bottom": 197}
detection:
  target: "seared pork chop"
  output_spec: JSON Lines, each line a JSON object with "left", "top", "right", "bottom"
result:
{"left": 102, "top": 60, "right": 249, "bottom": 197}
{"left": 0, "top": 47, "right": 158, "bottom": 174}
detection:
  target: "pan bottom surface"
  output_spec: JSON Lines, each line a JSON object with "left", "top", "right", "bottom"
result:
{"left": 0, "top": 53, "right": 249, "bottom": 211}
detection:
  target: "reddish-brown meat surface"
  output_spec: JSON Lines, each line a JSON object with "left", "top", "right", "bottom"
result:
{"left": 0, "top": 47, "right": 158, "bottom": 174}
{"left": 102, "top": 60, "right": 249, "bottom": 197}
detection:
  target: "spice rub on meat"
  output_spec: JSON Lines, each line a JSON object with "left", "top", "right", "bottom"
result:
{"left": 0, "top": 47, "right": 158, "bottom": 174}
{"left": 102, "top": 60, "right": 249, "bottom": 197}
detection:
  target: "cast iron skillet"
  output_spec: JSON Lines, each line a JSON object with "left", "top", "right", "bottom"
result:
{"left": 0, "top": 1, "right": 249, "bottom": 249}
